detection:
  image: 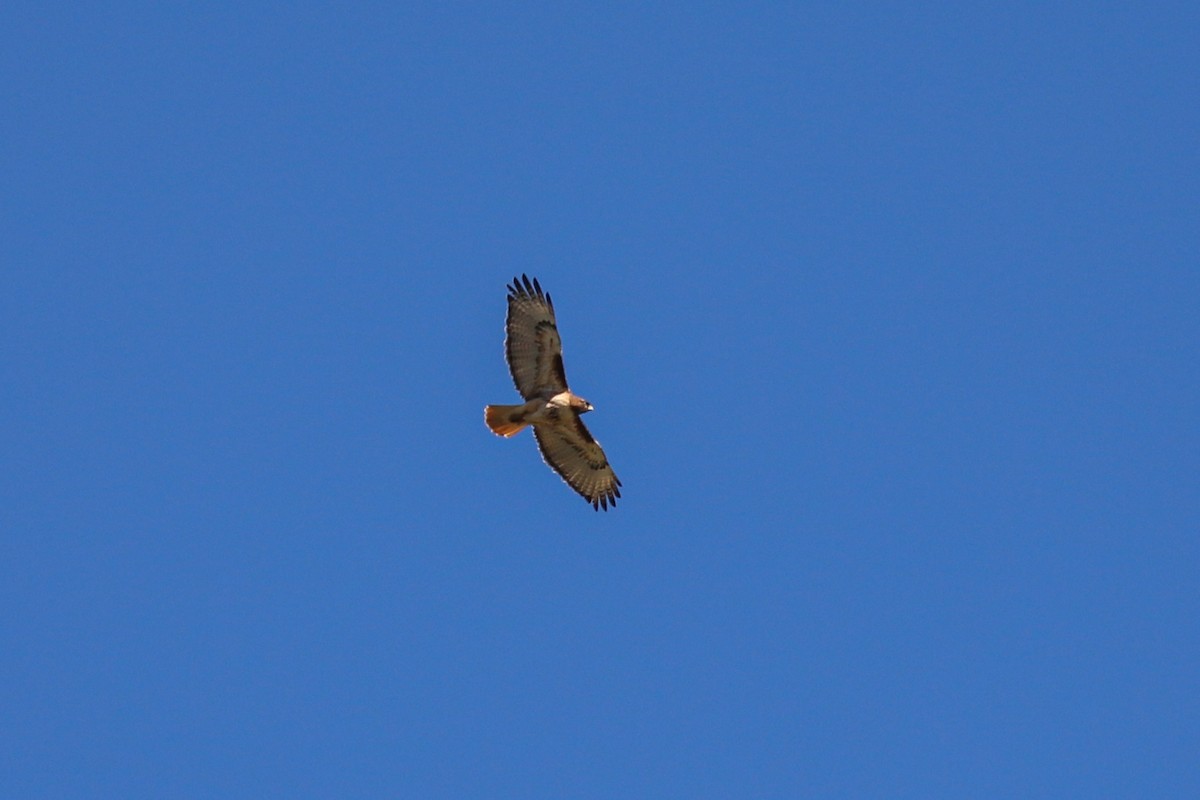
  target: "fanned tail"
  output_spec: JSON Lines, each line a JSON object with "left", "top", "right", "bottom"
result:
{"left": 485, "top": 404, "right": 528, "bottom": 437}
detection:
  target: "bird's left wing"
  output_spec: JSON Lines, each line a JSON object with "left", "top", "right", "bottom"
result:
{"left": 533, "top": 415, "right": 622, "bottom": 511}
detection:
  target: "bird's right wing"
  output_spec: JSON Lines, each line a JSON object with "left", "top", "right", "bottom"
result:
{"left": 505, "top": 274, "right": 568, "bottom": 399}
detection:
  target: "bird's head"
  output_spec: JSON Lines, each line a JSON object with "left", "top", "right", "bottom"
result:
{"left": 571, "top": 395, "right": 594, "bottom": 413}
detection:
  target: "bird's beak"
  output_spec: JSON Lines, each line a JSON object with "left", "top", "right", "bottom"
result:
{"left": 586, "top": 403, "right": 595, "bottom": 411}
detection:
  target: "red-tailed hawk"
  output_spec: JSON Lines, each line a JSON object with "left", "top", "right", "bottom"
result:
{"left": 484, "top": 275, "right": 622, "bottom": 511}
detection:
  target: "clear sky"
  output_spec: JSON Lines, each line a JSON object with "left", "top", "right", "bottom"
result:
{"left": 3, "top": 3, "right": 1197, "bottom": 797}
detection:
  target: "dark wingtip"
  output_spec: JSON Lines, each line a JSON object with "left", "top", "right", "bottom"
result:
{"left": 508, "top": 275, "right": 551, "bottom": 307}
{"left": 592, "top": 491, "right": 617, "bottom": 511}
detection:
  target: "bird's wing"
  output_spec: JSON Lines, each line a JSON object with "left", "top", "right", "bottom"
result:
{"left": 533, "top": 413, "right": 621, "bottom": 511}
{"left": 505, "top": 274, "right": 568, "bottom": 399}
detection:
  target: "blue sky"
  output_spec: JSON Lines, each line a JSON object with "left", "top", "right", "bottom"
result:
{"left": 3, "top": 3, "right": 1197, "bottom": 797}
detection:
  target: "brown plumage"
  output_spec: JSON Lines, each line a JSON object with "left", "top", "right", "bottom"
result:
{"left": 484, "top": 275, "right": 622, "bottom": 511}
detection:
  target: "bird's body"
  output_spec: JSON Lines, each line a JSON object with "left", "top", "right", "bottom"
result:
{"left": 485, "top": 391, "right": 590, "bottom": 437}
{"left": 484, "top": 275, "right": 621, "bottom": 511}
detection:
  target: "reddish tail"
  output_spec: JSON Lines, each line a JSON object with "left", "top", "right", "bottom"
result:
{"left": 485, "top": 405, "right": 528, "bottom": 437}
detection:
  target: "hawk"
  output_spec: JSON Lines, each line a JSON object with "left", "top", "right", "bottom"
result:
{"left": 484, "top": 275, "right": 622, "bottom": 511}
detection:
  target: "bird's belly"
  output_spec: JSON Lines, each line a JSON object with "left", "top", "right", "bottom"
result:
{"left": 526, "top": 403, "right": 559, "bottom": 424}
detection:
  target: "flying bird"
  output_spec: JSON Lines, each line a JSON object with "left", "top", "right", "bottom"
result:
{"left": 484, "top": 275, "right": 622, "bottom": 511}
